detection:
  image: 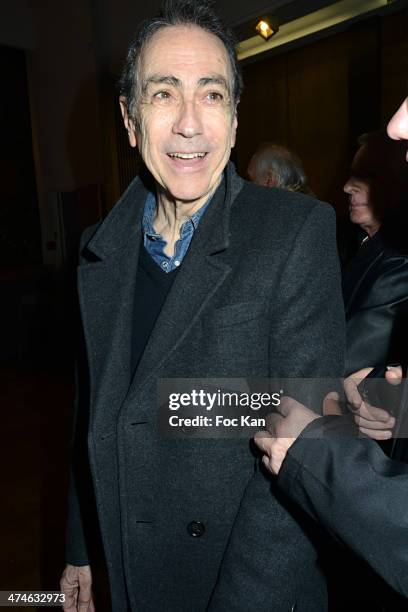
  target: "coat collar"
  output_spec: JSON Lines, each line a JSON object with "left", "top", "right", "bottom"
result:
{"left": 342, "top": 230, "right": 386, "bottom": 310}
{"left": 84, "top": 161, "right": 244, "bottom": 261}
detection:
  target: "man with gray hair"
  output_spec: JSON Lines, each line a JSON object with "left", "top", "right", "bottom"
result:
{"left": 60, "top": 1, "right": 344, "bottom": 610}
{"left": 247, "top": 142, "right": 313, "bottom": 194}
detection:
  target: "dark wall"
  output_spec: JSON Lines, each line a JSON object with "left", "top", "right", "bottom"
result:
{"left": 382, "top": 9, "right": 408, "bottom": 121}
{"left": 0, "top": 45, "right": 42, "bottom": 267}
{"left": 236, "top": 9, "right": 408, "bottom": 215}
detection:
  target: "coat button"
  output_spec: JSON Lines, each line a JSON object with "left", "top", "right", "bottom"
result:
{"left": 187, "top": 521, "right": 205, "bottom": 537}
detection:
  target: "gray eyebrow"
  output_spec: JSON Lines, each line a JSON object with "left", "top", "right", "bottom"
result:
{"left": 142, "top": 76, "right": 181, "bottom": 93}
{"left": 142, "top": 74, "right": 230, "bottom": 93}
{"left": 197, "top": 76, "right": 229, "bottom": 90}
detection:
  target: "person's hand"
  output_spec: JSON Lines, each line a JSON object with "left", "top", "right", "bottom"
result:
{"left": 60, "top": 564, "right": 95, "bottom": 611}
{"left": 254, "top": 396, "right": 320, "bottom": 476}
{"left": 254, "top": 365, "right": 404, "bottom": 475}
{"left": 343, "top": 366, "right": 402, "bottom": 440}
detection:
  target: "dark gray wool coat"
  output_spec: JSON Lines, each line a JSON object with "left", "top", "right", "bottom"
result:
{"left": 66, "top": 162, "right": 345, "bottom": 611}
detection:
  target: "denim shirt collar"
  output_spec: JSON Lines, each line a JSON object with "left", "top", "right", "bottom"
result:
{"left": 141, "top": 178, "right": 221, "bottom": 272}
{"left": 142, "top": 189, "right": 212, "bottom": 238}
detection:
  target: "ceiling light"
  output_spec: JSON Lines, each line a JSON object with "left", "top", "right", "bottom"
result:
{"left": 255, "top": 17, "right": 279, "bottom": 41}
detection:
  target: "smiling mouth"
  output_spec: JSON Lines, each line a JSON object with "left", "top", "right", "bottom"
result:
{"left": 167, "top": 152, "right": 207, "bottom": 159}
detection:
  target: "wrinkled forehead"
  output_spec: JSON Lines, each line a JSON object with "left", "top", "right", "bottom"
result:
{"left": 139, "top": 24, "right": 232, "bottom": 87}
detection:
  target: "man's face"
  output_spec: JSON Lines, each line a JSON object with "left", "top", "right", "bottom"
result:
{"left": 344, "top": 144, "right": 381, "bottom": 234}
{"left": 387, "top": 97, "right": 408, "bottom": 159}
{"left": 343, "top": 176, "right": 376, "bottom": 229}
{"left": 123, "top": 25, "right": 238, "bottom": 206}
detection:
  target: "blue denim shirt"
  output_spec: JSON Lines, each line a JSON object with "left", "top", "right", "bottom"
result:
{"left": 142, "top": 190, "right": 214, "bottom": 273}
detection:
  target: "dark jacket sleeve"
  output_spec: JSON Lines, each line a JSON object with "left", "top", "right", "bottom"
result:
{"left": 65, "top": 365, "right": 91, "bottom": 566}
{"left": 278, "top": 415, "right": 408, "bottom": 598}
{"left": 209, "top": 203, "right": 346, "bottom": 611}
{"left": 65, "top": 360, "right": 100, "bottom": 566}
{"left": 346, "top": 255, "right": 408, "bottom": 375}
{"left": 65, "top": 225, "right": 102, "bottom": 566}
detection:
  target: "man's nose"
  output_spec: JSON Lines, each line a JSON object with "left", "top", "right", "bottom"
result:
{"left": 172, "top": 100, "right": 203, "bottom": 138}
{"left": 343, "top": 179, "right": 353, "bottom": 194}
{"left": 387, "top": 99, "right": 408, "bottom": 141}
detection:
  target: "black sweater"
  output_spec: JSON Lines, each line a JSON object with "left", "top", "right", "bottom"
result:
{"left": 131, "top": 246, "right": 179, "bottom": 374}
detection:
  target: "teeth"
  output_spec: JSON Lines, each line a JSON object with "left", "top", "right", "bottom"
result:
{"left": 169, "top": 153, "right": 206, "bottom": 159}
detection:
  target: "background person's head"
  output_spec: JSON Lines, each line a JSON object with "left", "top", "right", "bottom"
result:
{"left": 247, "top": 143, "right": 313, "bottom": 194}
{"left": 343, "top": 130, "right": 408, "bottom": 239}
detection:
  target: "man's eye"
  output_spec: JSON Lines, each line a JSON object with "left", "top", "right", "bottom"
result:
{"left": 206, "top": 91, "right": 223, "bottom": 102}
{"left": 154, "top": 91, "right": 171, "bottom": 100}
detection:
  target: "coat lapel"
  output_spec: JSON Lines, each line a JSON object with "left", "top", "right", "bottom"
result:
{"left": 343, "top": 234, "right": 385, "bottom": 314}
{"left": 77, "top": 177, "right": 147, "bottom": 428}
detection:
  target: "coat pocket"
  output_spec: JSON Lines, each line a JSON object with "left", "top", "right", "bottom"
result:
{"left": 203, "top": 300, "right": 267, "bottom": 328}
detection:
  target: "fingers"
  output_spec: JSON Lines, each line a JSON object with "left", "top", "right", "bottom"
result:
{"left": 77, "top": 597, "right": 95, "bottom": 612}
{"left": 61, "top": 569, "right": 79, "bottom": 612}
{"left": 385, "top": 365, "right": 403, "bottom": 386}
{"left": 354, "top": 413, "right": 395, "bottom": 433}
{"left": 344, "top": 367, "right": 374, "bottom": 409}
{"left": 277, "top": 396, "right": 304, "bottom": 417}
{"left": 354, "top": 414, "right": 395, "bottom": 433}
{"left": 61, "top": 588, "right": 78, "bottom": 611}
{"left": 262, "top": 454, "right": 271, "bottom": 469}
{"left": 349, "top": 367, "right": 376, "bottom": 380}
{"left": 255, "top": 406, "right": 308, "bottom": 476}
{"left": 346, "top": 367, "right": 402, "bottom": 441}
{"left": 264, "top": 412, "right": 283, "bottom": 433}
{"left": 359, "top": 426, "right": 393, "bottom": 441}
{"left": 323, "top": 391, "right": 341, "bottom": 416}
{"left": 254, "top": 429, "right": 273, "bottom": 450}
{"left": 254, "top": 430, "right": 275, "bottom": 469}
{"left": 352, "top": 401, "right": 395, "bottom": 426}
{"left": 77, "top": 587, "right": 94, "bottom": 611}
{"left": 257, "top": 435, "right": 294, "bottom": 476}
{"left": 268, "top": 399, "right": 319, "bottom": 438}
{"left": 61, "top": 565, "right": 94, "bottom": 612}
{"left": 77, "top": 567, "right": 94, "bottom": 612}
{"left": 353, "top": 401, "right": 395, "bottom": 441}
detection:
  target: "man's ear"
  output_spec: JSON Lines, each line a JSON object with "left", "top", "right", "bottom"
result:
{"left": 119, "top": 96, "right": 137, "bottom": 148}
